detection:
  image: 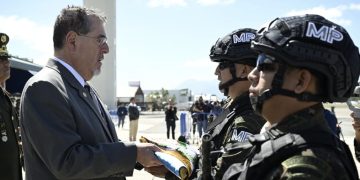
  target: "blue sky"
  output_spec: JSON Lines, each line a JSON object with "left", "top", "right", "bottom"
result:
{"left": 1, "top": 0, "right": 360, "bottom": 96}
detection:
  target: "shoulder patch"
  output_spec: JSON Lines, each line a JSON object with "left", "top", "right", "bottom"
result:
{"left": 281, "top": 155, "right": 331, "bottom": 178}
{"left": 234, "top": 116, "right": 245, "bottom": 124}
{"left": 230, "top": 129, "right": 253, "bottom": 142}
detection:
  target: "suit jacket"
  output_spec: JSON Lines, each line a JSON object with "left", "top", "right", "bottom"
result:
{"left": 20, "top": 59, "right": 137, "bottom": 180}
{"left": 0, "top": 88, "right": 22, "bottom": 180}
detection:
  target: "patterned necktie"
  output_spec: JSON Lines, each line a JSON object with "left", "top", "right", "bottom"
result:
{"left": 84, "top": 84, "right": 105, "bottom": 118}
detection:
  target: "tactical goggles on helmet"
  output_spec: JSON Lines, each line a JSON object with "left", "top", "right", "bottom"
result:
{"left": 256, "top": 53, "right": 278, "bottom": 72}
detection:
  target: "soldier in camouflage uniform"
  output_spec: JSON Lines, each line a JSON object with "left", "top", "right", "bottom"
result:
{"left": 222, "top": 14, "right": 359, "bottom": 179}
{"left": 195, "top": 28, "right": 266, "bottom": 179}
{"left": 0, "top": 33, "right": 23, "bottom": 180}
{"left": 145, "top": 28, "right": 266, "bottom": 180}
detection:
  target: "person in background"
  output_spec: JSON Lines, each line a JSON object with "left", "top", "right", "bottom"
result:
{"left": 20, "top": 6, "right": 161, "bottom": 180}
{"left": 165, "top": 102, "right": 177, "bottom": 139}
{"left": 209, "top": 101, "right": 223, "bottom": 122}
{"left": 351, "top": 113, "right": 360, "bottom": 162}
{"left": 324, "top": 107, "right": 340, "bottom": 136}
{"left": 193, "top": 97, "right": 207, "bottom": 138}
{"left": 117, "top": 103, "right": 127, "bottom": 128}
{"left": 128, "top": 97, "right": 140, "bottom": 141}
{"left": 0, "top": 32, "right": 23, "bottom": 180}
{"left": 189, "top": 100, "right": 199, "bottom": 143}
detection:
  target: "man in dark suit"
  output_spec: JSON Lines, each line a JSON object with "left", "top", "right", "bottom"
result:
{"left": 117, "top": 104, "right": 128, "bottom": 128}
{"left": 0, "top": 32, "right": 23, "bottom": 180}
{"left": 20, "top": 6, "right": 161, "bottom": 180}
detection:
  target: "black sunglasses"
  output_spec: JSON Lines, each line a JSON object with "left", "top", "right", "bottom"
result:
{"left": 256, "top": 53, "right": 278, "bottom": 72}
{"left": 218, "top": 62, "right": 234, "bottom": 70}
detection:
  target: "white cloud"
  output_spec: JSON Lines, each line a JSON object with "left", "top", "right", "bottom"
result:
{"left": 349, "top": 3, "right": 360, "bottom": 10}
{"left": 285, "top": 5, "right": 358, "bottom": 26}
{"left": 196, "top": 0, "right": 235, "bottom": 6}
{"left": 147, "top": 0, "right": 187, "bottom": 8}
{"left": 0, "top": 15, "right": 52, "bottom": 65}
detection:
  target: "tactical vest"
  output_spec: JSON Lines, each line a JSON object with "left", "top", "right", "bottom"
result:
{"left": 197, "top": 95, "right": 264, "bottom": 179}
{"left": 221, "top": 128, "right": 359, "bottom": 180}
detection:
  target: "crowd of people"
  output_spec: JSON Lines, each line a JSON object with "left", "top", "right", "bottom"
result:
{"left": 2, "top": 4, "right": 360, "bottom": 180}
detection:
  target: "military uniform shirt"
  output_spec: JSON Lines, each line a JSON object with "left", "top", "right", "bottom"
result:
{"left": 0, "top": 88, "right": 22, "bottom": 180}
{"left": 195, "top": 92, "right": 265, "bottom": 179}
{"left": 212, "top": 93, "right": 265, "bottom": 179}
{"left": 225, "top": 104, "right": 355, "bottom": 180}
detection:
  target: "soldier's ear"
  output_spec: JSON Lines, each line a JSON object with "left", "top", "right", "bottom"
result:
{"left": 294, "top": 69, "right": 313, "bottom": 94}
{"left": 239, "top": 64, "right": 252, "bottom": 78}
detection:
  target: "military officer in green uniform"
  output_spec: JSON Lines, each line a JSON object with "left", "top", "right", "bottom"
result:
{"left": 0, "top": 33, "right": 23, "bottom": 180}
{"left": 198, "top": 28, "right": 266, "bottom": 179}
{"left": 223, "top": 14, "right": 359, "bottom": 179}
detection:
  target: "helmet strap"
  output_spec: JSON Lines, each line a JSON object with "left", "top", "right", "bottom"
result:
{"left": 253, "top": 64, "right": 323, "bottom": 114}
{"left": 219, "top": 63, "right": 248, "bottom": 96}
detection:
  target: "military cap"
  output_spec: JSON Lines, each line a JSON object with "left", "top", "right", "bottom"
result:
{"left": 0, "top": 33, "right": 10, "bottom": 58}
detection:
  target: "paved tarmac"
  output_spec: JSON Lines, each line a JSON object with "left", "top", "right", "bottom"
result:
{"left": 114, "top": 111, "right": 190, "bottom": 180}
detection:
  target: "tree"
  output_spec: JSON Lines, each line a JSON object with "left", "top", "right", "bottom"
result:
{"left": 146, "top": 88, "right": 176, "bottom": 111}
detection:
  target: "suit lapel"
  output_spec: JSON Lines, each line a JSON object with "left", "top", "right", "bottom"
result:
{"left": 86, "top": 85, "right": 118, "bottom": 141}
{"left": 96, "top": 98, "right": 118, "bottom": 141}
{"left": 46, "top": 59, "right": 115, "bottom": 141}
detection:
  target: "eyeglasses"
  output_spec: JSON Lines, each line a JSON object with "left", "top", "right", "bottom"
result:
{"left": 78, "top": 34, "right": 108, "bottom": 47}
{"left": 218, "top": 62, "right": 233, "bottom": 70}
{"left": 256, "top": 53, "right": 278, "bottom": 72}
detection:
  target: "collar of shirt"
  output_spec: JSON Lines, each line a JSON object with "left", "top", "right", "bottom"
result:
{"left": 53, "top": 57, "right": 85, "bottom": 87}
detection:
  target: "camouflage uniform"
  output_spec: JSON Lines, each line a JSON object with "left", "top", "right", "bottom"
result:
{"left": 208, "top": 94, "right": 264, "bottom": 149}
{"left": 194, "top": 93, "right": 265, "bottom": 179}
{"left": 223, "top": 104, "right": 357, "bottom": 179}
{"left": 0, "top": 33, "right": 23, "bottom": 180}
{"left": 210, "top": 93, "right": 265, "bottom": 179}
{"left": 190, "top": 28, "right": 266, "bottom": 180}
{"left": 221, "top": 14, "right": 360, "bottom": 180}
{"left": 0, "top": 88, "right": 22, "bottom": 180}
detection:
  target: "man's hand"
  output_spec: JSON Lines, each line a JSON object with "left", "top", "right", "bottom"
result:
{"left": 144, "top": 165, "right": 168, "bottom": 178}
{"left": 136, "top": 143, "right": 162, "bottom": 167}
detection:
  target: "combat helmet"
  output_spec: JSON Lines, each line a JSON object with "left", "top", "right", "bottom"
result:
{"left": 210, "top": 28, "right": 258, "bottom": 96}
{"left": 210, "top": 28, "right": 257, "bottom": 66}
{"left": 251, "top": 14, "right": 360, "bottom": 102}
{"left": 0, "top": 33, "right": 10, "bottom": 58}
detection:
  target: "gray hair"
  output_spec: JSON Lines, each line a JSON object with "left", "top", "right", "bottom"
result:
{"left": 53, "top": 5, "right": 106, "bottom": 49}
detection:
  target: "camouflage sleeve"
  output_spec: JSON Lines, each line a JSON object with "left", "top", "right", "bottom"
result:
{"left": 224, "top": 113, "right": 264, "bottom": 144}
{"left": 214, "top": 147, "right": 252, "bottom": 179}
{"left": 264, "top": 155, "right": 349, "bottom": 180}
